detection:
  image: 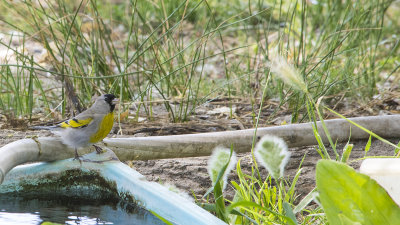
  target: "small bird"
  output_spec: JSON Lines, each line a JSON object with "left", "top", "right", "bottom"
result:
{"left": 32, "top": 94, "right": 119, "bottom": 160}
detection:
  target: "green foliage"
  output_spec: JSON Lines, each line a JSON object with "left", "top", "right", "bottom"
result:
{"left": 226, "top": 158, "right": 303, "bottom": 224}
{"left": 340, "top": 143, "right": 353, "bottom": 163}
{"left": 316, "top": 160, "right": 400, "bottom": 225}
{"left": 202, "top": 137, "right": 318, "bottom": 224}
{"left": 364, "top": 135, "right": 372, "bottom": 157}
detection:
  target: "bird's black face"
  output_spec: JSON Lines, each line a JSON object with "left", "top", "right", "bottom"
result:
{"left": 104, "top": 94, "right": 117, "bottom": 111}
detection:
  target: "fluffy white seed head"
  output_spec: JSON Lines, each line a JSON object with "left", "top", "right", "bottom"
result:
{"left": 254, "top": 135, "right": 291, "bottom": 180}
{"left": 207, "top": 146, "right": 237, "bottom": 191}
{"left": 268, "top": 55, "right": 308, "bottom": 93}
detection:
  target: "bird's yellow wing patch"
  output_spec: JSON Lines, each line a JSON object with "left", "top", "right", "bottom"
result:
{"left": 59, "top": 117, "right": 93, "bottom": 128}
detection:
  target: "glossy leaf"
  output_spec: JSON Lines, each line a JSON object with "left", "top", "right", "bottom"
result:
{"left": 316, "top": 160, "right": 400, "bottom": 225}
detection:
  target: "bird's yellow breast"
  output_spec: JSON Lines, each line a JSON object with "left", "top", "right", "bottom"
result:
{"left": 89, "top": 112, "right": 114, "bottom": 143}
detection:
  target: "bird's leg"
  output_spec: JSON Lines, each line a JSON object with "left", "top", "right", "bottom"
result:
{"left": 93, "top": 144, "right": 103, "bottom": 154}
{"left": 74, "top": 148, "right": 81, "bottom": 160}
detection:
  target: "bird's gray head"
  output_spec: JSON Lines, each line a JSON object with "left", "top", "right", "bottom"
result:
{"left": 96, "top": 94, "right": 118, "bottom": 112}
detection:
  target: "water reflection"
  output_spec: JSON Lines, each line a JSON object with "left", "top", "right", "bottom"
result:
{"left": 0, "top": 195, "right": 165, "bottom": 225}
{"left": 0, "top": 212, "right": 41, "bottom": 225}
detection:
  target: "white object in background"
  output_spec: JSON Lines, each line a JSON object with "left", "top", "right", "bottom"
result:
{"left": 360, "top": 158, "right": 400, "bottom": 205}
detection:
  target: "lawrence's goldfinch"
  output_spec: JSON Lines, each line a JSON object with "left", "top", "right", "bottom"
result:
{"left": 33, "top": 94, "right": 118, "bottom": 159}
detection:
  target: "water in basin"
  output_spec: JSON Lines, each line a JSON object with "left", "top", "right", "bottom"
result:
{"left": 0, "top": 194, "right": 166, "bottom": 225}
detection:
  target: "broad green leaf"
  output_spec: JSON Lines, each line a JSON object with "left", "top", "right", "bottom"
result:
{"left": 316, "top": 160, "right": 400, "bottom": 225}
{"left": 338, "top": 214, "right": 362, "bottom": 225}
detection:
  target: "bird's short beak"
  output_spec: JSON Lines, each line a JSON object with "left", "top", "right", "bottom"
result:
{"left": 112, "top": 98, "right": 120, "bottom": 105}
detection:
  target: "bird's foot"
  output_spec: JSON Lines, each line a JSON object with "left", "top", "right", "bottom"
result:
{"left": 93, "top": 145, "right": 104, "bottom": 154}
{"left": 73, "top": 156, "right": 82, "bottom": 166}
{"left": 73, "top": 150, "right": 82, "bottom": 164}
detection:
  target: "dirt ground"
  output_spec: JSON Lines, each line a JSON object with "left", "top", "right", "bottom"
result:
{"left": 0, "top": 127, "right": 398, "bottom": 203}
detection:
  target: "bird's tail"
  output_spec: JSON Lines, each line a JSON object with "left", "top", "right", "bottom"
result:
{"left": 30, "top": 125, "right": 58, "bottom": 130}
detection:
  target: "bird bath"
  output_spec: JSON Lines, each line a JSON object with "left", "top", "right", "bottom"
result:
{"left": 0, "top": 148, "right": 226, "bottom": 225}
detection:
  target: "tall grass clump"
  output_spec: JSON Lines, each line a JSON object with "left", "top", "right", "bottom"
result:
{"left": 0, "top": 50, "right": 48, "bottom": 121}
{"left": 0, "top": 0, "right": 396, "bottom": 124}
{"left": 0, "top": 0, "right": 273, "bottom": 122}
{"left": 266, "top": 0, "right": 395, "bottom": 123}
